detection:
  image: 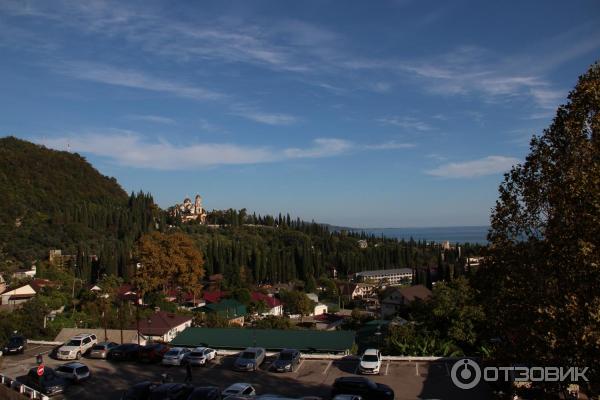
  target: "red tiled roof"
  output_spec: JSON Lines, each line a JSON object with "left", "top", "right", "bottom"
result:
{"left": 251, "top": 292, "right": 282, "bottom": 309}
{"left": 202, "top": 290, "right": 226, "bottom": 303}
{"left": 133, "top": 311, "right": 192, "bottom": 336}
{"left": 398, "top": 285, "right": 432, "bottom": 302}
{"left": 30, "top": 279, "right": 56, "bottom": 292}
{"left": 117, "top": 284, "right": 138, "bottom": 300}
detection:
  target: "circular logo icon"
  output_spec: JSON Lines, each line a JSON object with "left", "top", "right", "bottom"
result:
{"left": 450, "top": 359, "right": 481, "bottom": 389}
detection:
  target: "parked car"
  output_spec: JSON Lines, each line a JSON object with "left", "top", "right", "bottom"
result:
{"left": 89, "top": 341, "right": 119, "bottom": 359}
{"left": 2, "top": 335, "right": 26, "bottom": 355}
{"left": 148, "top": 383, "right": 194, "bottom": 400}
{"left": 186, "top": 386, "right": 221, "bottom": 400}
{"left": 222, "top": 382, "right": 256, "bottom": 397}
{"left": 331, "top": 377, "right": 394, "bottom": 400}
{"left": 55, "top": 361, "right": 92, "bottom": 383}
{"left": 358, "top": 349, "right": 381, "bottom": 375}
{"left": 108, "top": 343, "right": 142, "bottom": 361}
{"left": 121, "top": 381, "right": 157, "bottom": 400}
{"left": 233, "top": 347, "right": 266, "bottom": 371}
{"left": 56, "top": 333, "right": 98, "bottom": 360}
{"left": 333, "top": 395, "right": 363, "bottom": 400}
{"left": 271, "top": 349, "right": 301, "bottom": 373}
{"left": 161, "top": 347, "right": 191, "bottom": 366}
{"left": 139, "top": 343, "right": 170, "bottom": 363}
{"left": 184, "top": 347, "right": 217, "bottom": 366}
{"left": 18, "top": 366, "right": 69, "bottom": 396}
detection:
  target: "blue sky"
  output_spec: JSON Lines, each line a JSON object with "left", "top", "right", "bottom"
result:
{"left": 1, "top": 1, "right": 599, "bottom": 227}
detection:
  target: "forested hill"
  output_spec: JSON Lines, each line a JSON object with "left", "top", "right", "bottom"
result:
{"left": 0, "top": 136, "right": 159, "bottom": 276}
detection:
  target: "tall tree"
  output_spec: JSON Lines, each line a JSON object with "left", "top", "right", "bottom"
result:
{"left": 478, "top": 63, "right": 600, "bottom": 394}
{"left": 134, "top": 231, "right": 204, "bottom": 298}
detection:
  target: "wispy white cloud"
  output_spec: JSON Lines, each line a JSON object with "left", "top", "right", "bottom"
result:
{"left": 378, "top": 116, "right": 432, "bottom": 132}
{"left": 34, "top": 132, "right": 413, "bottom": 170}
{"left": 127, "top": 114, "right": 175, "bottom": 124}
{"left": 426, "top": 155, "right": 519, "bottom": 178}
{"left": 56, "top": 61, "right": 224, "bottom": 101}
{"left": 230, "top": 106, "right": 298, "bottom": 126}
{"left": 364, "top": 141, "right": 415, "bottom": 150}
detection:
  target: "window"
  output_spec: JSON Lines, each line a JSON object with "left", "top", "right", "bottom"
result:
{"left": 75, "top": 366, "right": 89, "bottom": 374}
{"left": 243, "top": 387, "right": 253, "bottom": 395}
{"left": 83, "top": 337, "right": 91, "bottom": 344}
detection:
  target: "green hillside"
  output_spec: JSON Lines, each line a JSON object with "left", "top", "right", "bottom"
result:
{"left": 0, "top": 136, "right": 158, "bottom": 276}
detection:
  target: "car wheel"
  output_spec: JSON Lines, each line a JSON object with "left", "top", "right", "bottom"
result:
{"left": 76, "top": 352, "right": 81, "bottom": 360}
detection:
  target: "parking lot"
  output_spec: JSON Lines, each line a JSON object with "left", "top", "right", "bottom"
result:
{"left": 0, "top": 345, "right": 493, "bottom": 399}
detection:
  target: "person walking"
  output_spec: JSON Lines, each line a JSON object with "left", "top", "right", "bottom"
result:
{"left": 185, "top": 361, "right": 193, "bottom": 384}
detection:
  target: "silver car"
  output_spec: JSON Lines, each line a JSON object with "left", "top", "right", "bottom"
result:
{"left": 89, "top": 342, "right": 119, "bottom": 359}
{"left": 55, "top": 362, "right": 92, "bottom": 383}
{"left": 233, "top": 347, "right": 266, "bottom": 371}
{"left": 161, "top": 347, "right": 191, "bottom": 366}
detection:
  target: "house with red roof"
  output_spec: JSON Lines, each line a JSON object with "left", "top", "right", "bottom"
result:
{"left": 202, "top": 290, "right": 226, "bottom": 304}
{"left": 251, "top": 292, "right": 283, "bottom": 316}
{"left": 132, "top": 311, "right": 192, "bottom": 342}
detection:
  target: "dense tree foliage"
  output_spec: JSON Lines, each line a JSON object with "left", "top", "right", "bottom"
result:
{"left": 478, "top": 63, "right": 600, "bottom": 394}
{"left": 0, "top": 137, "right": 164, "bottom": 281}
{"left": 133, "top": 231, "right": 204, "bottom": 297}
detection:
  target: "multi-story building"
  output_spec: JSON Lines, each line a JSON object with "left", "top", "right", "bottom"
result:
{"left": 354, "top": 268, "right": 413, "bottom": 286}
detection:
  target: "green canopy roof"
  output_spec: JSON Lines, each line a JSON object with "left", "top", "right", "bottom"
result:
{"left": 194, "top": 298, "right": 247, "bottom": 318}
{"left": 170, "top": 327, "right": 356, "bottom": 353}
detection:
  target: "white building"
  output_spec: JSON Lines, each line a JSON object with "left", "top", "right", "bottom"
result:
{"left": 11, "top": 265, "right": 37, "bottom": 280}
{"left": 354, "top": 268, "right": 413, "bottom": 286}
{"left": 312, "top": 303, "right": 328, "bottom": 316}
{"left": 1, "top": 284, "right": 36, "bottom": 305}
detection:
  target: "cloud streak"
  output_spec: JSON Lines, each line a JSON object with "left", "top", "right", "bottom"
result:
{"left": 426, "top": 155, "right": 519, "bottom": 178}
{"left": 57, "top": 61, "right": 224, "bottom": 101}
{"left": 35, "top": 132, "right": 414, "bottom": 170}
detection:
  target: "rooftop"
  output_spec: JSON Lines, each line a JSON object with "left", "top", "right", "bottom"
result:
{"left": 355, "top": 268, "right": 413, "bottom": 277}
{"left": 171, "top": 327, "right": 356, "bottom": 353}
{"left": 134, "top": 311, "right": 192, "bottom": 336}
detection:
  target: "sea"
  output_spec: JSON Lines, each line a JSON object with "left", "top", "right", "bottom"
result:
{"left": 351, "top": 226, "right": 489, "bottom": 245}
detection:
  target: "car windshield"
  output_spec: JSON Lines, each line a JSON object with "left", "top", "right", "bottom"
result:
{"left": 165, "top": 350, "right": 180, "bottom": 356}
{"left": 56, "top": 366, "right": 73, "bottom": 373}
{"left": 363, "top": 355, "right": 379, "bottom": 362}
{"left": 9, "top": 337, "right": 23, "bottom": 345}
{"left": 241, "top": 351, "right": 256, "bottom": 359}
{"left": 66, "top": 340, "right": 81, "bottom": 346}
{"left": 279, "top": 352, "right": 293, "bottom": 360}
{"left": 190, "top": 352, "right": 203, "bottom": 357}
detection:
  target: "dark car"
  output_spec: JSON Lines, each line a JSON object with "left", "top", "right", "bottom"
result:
{"left": 138, "top": 343, "right": 170, "bottom": 363}
{"left": 121, "top": 381, "right": 157, "bottom": 400}
{"left": 331, "top": 376, "right": 394, "bottom": 400}
{"left": 3, "top": 335, "right": 26, "bottom": 355}
{"left": 148, "top": 383, "right": 194, "bottom": 400}
{"left": 185, "top": 386, "right": 221, "bottom": 400}
{"left": 18, "top": 366, "right": 69, "bottom": 396}
{"left": 271, "top": 349, "right": 301, "bottom": 372}
{"left": 108, "top": 343, "right": 142, "bottom": 361}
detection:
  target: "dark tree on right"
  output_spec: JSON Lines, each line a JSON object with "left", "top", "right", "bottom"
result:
{"left": 478, "top": 62, "right": 600, "bottom": 397}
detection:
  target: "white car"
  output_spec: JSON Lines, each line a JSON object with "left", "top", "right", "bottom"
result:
{"left": 358, "top": 348, "right": 381, "bottom": 375}
{"left": 184, "top": 347, "right": 217, "bottom": 366}
{"left": 56, "top": 333, "right": 97, "bottom": 360}
{"left": 222, "top": 382, "right": 256, "bottom": 397}
{"left": 161, "top": 347, "right": 191, "bottom": 366}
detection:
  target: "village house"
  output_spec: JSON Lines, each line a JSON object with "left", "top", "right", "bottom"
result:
{"left": 251, "top": 292, "right": 283, "bottom": 316}
{"left": 11, "top": 265, "right": 37, "bottom": 280}
{"left": 354, "top": 268, "right": 413, "bottom": 286}
{"left": 134, "top": 311, "right": 192, "bottom": 342}
{"left": 196, "top": 298, "right": 247, "bottom": 326}
{"left": 336, "top": 282, "right": 374, "bottom": 299}
{"left": 381, "top": 284, "right": 432, "bottom": 318}
{"left": 0, "top": 284, "right": 36, "bottom": 306}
